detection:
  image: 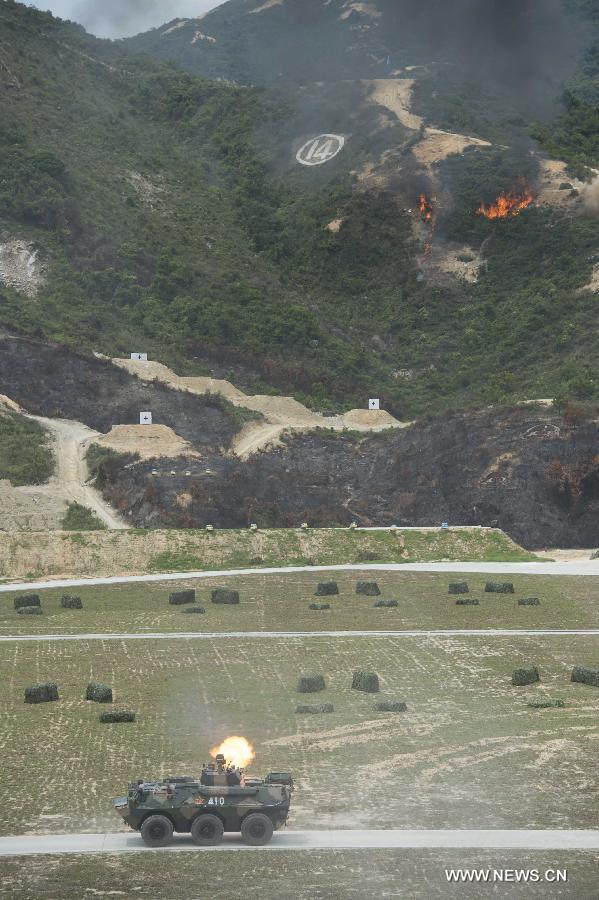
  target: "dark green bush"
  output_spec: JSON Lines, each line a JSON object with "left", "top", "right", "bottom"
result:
{"left": 375, "top": 701, "right": 408, "bottom": 712}
{"left": 14, "top": 594, "right": 40, "bottom": 610}
{"left": 25, "top": 682, "right": 59, "bottom": 704}
{"left": 182, "top": 606, "right": 206, "bottom": 614}
{"left": 527, "top": 699, "right": 565, "bottom": 709}
{"left": 512, "top": 666, "right": 540, "bottom": 686}
{"left": 486, "top": 582, "right": 514, "bottom": 593}
{"left": 18, "top": 607, "right": 43, "bottom": 616}
{"left": 61, "top": 595, "right": 83, "bottom": 609}
{"left": 295, "top": 703, "right": 334, "bottom": 714}
{"left": 356, "top": 582, "right": 380, "bottom": 596}
{"left": 315, "top": 582, "right": 339, "bottom": 596}
{"left": 169, "top": 590, "right": 196, "bottom": 605}
{"left": 211, "top": 589, "right": 240, "bottom": 605}
{"left": 86, "top": 682, "right": 113, "bottom": 703}
{"left": 373, "top": 599, "right": 398, "bottom": 608}
{"left": 352, "top": 671, "right": 380, "bottom": 693}
{"left": 62, "top": 503, "right": 107, "bottom": 531}
{"left": 571, "top": 666, "right": 599, "bottom": 687}
{"left": 518, "top": 598, "right": 541, "bottom": 606}
{"left": 448, "top": 582, "right": 469, "bottom": 595}
{"left": 456, "top": 598, "right": 480, "bottom": 606}
{"left": 297, "top": 674, "right": 326, "bottom": 693}
{"left": 100, "top": 711, "right": 136, "bottom": 723}
{"left": 309, "top": 602, "right": 331, "bottom": 610}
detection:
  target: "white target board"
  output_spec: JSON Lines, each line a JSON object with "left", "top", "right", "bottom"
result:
{"left": 140, "top": 412, "right": 153, "bottom": 425}
{"left": 369, "top": 399, "right": 380, "bottom": 411}
{"left": 296, "top": 134, "right": 345, "bottom": 167}
{"left": 131, "top": 353, "right": 148, "bottom": 361}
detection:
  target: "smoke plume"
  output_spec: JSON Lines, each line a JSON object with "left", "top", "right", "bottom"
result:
{"left": 582, "top": 179, "right": 599, "bottom": 216}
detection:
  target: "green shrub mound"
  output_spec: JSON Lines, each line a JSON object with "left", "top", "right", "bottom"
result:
{"left": 512, "top": 665, "right": 540, "bottom": 686}
{"left": 373, "top": 599, "right": 398, "bottom": 608}
{"left": 14, "top": 594, "right": 40, "bottom": 610}
{"left": 456, "top": 598, "right": 480, "bottom": 606}
{"left": 295, "top": 703, "right": 334, "bottom": 714}
{"left": 518, "top": 597, "right": 541, "bottom": 606}
{"left": 100, "top": 711, "right": 136, "bottom": 724}
{"left": 182, "top": 606, "right": 206, "bottom": 614}
{"left": 375, "top": 700, "right": 408, "bottom": 712}
{"left": 448, "top": 582, "right": 469, "bottom": 595}
{"left": 297, "top": 674, "right": 326, "bottom": 693}
{"left": 86, "top": 682, "right": 113, "bottom": 703}
{"left": 309, "top": 603, "right": 331, "bottom": 610}
{"left": 211, "top": 589, "right": 240, "bottom": 605}
{"left": 249, "top": 556, "right": 264, "bottom": 565}
{"left": 315, "top": 582, "right": 339, "bottom": 596}
{"left": 356, "top": 582, "right": 381, "bottom": 596}
{"left": 486, "top": 582, "right": 514, "bottom": 593}
{"left": 352, "top": 671, "right": 380, "bottom": 693}
{"left": 18, "top": 607, "right": 43, "bottom": 615}
{"left": 25, "top": 682, "right": 59, "bottom": 704}
{"left": 61, "top": 595, "right": 83, "bottom": 609}
{"left": 169, "top": 590, "right": 196, "bottom": 606}
{"left": 527, "top": 699, "right": 565, "bottom": 709}
{"left": 571, "top": 666, "right": 599, "bottom": 687}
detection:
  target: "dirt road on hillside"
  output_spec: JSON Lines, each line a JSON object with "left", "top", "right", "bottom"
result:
{"left": 0, "top": 409, "right": 128, "bottom": 531}
{"left": 113, "top": 358, "right": 410, "bottom": 457}
{"left": 29, "top": 415, "right": 127, "bottom": 529}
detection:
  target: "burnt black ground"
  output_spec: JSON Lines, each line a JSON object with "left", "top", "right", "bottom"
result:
{"left": 0, "top": 332, "right": 238, "bottom": 449}
{"left": 97, "top": 405, "right": 599, "bottom": 549}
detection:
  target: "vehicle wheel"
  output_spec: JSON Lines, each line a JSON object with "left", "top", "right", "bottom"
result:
{"left": 241, "top": 813, "right": 274, "bottom": 846}
{"left": 140, "top": 814, "right": 174, "bottom": 847}
{"left": 191, "top": 814, "right": 224, "bottom": 846}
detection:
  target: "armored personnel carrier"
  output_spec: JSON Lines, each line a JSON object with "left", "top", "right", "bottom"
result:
{"left": 114, "top": 755, "right": 293, "bottom": 847}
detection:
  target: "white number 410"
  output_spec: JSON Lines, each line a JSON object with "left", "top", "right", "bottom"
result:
{"left": 207, "top": 797, "right": 225, "bottom": 806}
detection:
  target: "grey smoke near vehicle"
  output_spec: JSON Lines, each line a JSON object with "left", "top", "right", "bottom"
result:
{"left": 30, "top": 0, "right": 224, "bottom": 38}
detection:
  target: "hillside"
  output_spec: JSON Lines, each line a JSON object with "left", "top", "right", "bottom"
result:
{"left": 0, "top": 0, "right": 598, "bottom": 421}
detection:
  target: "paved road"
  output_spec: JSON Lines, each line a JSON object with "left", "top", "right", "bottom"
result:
{"left": 1, "top": 629, "right": 598, "bottom": 643}
{"left": 2, "top": 830, "right": 599, "bottom": 856}
{"left": 1, "top": 561, "right": 598, "bottom": 595}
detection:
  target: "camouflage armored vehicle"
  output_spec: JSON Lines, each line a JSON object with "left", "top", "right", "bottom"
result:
{"left": 114, "top": 755, "right": 293, "bottom": 847}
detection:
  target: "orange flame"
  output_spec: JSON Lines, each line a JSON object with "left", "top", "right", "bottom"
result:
{"left": 419, "top": 193, "right": 434, "bottom": 223}
{"left": 418, "top": 193, "right": 436, "bottom": 258}
{"left": 210, "top": 736, "right": 256, "bottom": 769}
{"left": 477, "top": 183, "right": 534, "bottom": 219}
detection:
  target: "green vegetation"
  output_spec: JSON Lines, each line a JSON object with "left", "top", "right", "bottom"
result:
{"left": 2, "top": 2, "right": 599, "bottom": 416}
{"left": 61, "top": 503, "right": 107, "bottom": 531}
{"left": 0, "top": 412, "right": 53, "bottom": 486}
{"left": 4, "top": 570, "right": 599, "bottom": 637}
{"left": 0, "top": 634, "right": 596, "bottom": 837}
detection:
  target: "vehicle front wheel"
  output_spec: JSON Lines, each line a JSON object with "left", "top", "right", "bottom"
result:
{"left": 241, "top": 813, "right": 274, "bottom": 846}
{"left": 191, "top": 813, "right": 224, "bottom": 846}
{"left": 140, "top": 814, "right": 174, "bottom": 847}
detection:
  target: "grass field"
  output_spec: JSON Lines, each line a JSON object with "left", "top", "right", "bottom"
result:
{"left": 2, "top": 571, "right": 599, "bottom": 635}
{"left": 1, "top": 634, "right": 598, "bottom": 838}
{"left": 1, "top": 850, "right": 598, "bottom": 899}
{"left": 0, "top": 527, "right": 538, "bottom": 582}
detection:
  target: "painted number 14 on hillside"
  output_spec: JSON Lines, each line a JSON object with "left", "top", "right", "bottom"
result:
{"left": 296, "top": 134, "right": 345, "bottom": 167}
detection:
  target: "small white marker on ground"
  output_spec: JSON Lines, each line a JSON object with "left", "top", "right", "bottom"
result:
{"left": 369, "top": 399, "right": 380, "bottom": 410}
{"left": 131, "top": 353, "right": 148, "bottom": 361}
{"left": 140, "top": 412, "right": 153, "bottom": 425}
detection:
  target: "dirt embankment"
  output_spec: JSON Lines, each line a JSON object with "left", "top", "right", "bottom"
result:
{"left": 113, "top": 357, "right": 408, "bottom": 457}
{"left": 0, "top": 333, "right": 239, "bottom": 451}
{"left": 0, "top": 526, "right": 528, "bottom": 581}
{"left": 96, "top": 406, "right": 599, "bottom": 549}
